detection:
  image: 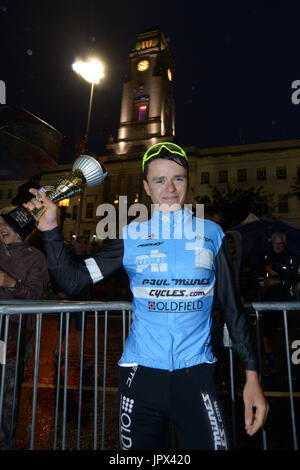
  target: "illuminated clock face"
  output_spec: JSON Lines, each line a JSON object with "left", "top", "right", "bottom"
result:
{"left": 167, "top": 68, "right": 172, "bottom": 81}
{"left": 137, "top": 60, "right": 150, "bottom": 72}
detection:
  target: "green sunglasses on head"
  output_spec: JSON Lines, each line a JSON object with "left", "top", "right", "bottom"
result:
{"left": 142, "top": 142, "right": 187, "bottom": 171}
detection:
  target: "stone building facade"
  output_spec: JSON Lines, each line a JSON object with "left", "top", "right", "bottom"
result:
{"left": 1, "top": 27, "right": 300, "bottom": 242}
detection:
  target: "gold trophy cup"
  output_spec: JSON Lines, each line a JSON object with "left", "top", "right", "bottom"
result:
{"left": 2, "top": 153, "right": 107, "bottom": 240}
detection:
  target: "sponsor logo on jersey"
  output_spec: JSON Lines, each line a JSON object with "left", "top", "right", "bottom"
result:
{"left": 147, "top": 299, "right": 203, "bottom": 313}
{"left": 137, "top": 242, "right": 164, "bottom": 248}
{"left": 142, "top": 278, "right": 211, "bottom": 286}
{"left": 135, "top": 249, "right": 167, "bottom": 273}
{"left": 134, "top": 286, "right": 213, "bottom": 299}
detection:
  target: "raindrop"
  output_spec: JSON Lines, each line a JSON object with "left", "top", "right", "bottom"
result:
{"left": 26, "top": 49, "right": 33, "bottom": 56}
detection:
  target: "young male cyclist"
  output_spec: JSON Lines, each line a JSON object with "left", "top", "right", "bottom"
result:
{"left": 25, "top": 142, "right": 268, "bottom": 450}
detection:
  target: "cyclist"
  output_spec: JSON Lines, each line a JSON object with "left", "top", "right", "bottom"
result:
{"left": 25, "top": 142, "right": 268, "bottom": 450}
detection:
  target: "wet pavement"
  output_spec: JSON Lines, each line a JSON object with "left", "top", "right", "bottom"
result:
{"left": 14, "top": 313, "right": 123, "bottom": 450}
{"left": 9, "top": 314, "right": 300, "bottom": 450}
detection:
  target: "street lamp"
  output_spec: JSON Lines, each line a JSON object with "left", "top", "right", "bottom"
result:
{"left": 72, "top": 58, "right": 104, "bottom": 148}
{"left": 72, "top": 58, "right": 104, "bottom": 237}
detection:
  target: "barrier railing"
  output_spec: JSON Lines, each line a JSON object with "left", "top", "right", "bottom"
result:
{"left": 0, "top": 300, "right": 132, "bottom": 450}
{"left": 0, "top": 300, "right": 299, "bottom": 450}
{"left": 245, "top": 301, "right": 300, "bottom": 451}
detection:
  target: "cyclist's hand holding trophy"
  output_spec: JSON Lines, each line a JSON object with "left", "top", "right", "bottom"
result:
{"left": 3, "top": 153, "right": 107, "bottom": 239}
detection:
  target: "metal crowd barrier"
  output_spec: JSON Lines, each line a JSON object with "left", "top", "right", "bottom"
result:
{"left": 0, "top": 300, "right": 299, "bottom": 450}
{"left": 0, "top": 300, "right": 132, "bottom": 450}
{"left": 244, "top": 301, "right": 300, "bottom": 451}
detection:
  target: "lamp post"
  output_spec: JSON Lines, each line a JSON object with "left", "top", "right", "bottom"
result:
{"left": 72, "top": 58, "right": 104, "bottom": 149}
{"left": 72, "top": 58, "right": 104, "bottom": 237}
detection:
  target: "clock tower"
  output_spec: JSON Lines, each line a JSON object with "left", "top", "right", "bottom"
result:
{"left": 106, "top": 27, "right": 175, "bottom": 157}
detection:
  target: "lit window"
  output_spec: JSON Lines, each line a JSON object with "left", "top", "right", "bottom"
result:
{"left": 58, "top": 198, "right": 70, "bottom": 207}
{"left": 137, "top": 104, "right": 148, "bottom": 121}
{"left": 142, "top": 40, "right": 152, "bottom": 49}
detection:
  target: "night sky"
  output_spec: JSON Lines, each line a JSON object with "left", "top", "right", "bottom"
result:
{"left": 1, "top": 0, "right": 300, "bottom": 164}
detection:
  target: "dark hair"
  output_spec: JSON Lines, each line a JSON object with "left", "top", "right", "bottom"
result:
{"left": 143, "top": 151, "right": 189, "bottom": 180}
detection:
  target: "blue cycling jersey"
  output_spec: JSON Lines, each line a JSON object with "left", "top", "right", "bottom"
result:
{"left": 119, "top": 208, "right": 224, "bottom": 371}
{"left": 42, "top": 209, "right": 259, "bottom": 372}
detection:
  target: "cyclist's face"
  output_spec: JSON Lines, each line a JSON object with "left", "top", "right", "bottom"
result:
{"left": 143, "top": 159, "right": 188, "bottom": 212}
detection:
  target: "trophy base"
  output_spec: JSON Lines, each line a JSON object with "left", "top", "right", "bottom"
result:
{"left": 2, "top": 206, "right": 37, "bottom": 241}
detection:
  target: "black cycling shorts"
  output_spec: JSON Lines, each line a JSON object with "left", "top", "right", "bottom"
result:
{"left": 118, "top": 362, "right": 229, "bottom": 450}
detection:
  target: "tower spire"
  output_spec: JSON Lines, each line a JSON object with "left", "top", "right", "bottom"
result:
{"left": 106, "top": 27, "right": 175, "bottom": 157}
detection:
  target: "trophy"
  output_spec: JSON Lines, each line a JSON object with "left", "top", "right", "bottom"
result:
{"left": 2, "top": 153, "right": 108, "bottom": 240}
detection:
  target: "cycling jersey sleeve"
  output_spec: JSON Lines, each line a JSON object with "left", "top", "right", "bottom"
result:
{"left": 215, "top": 237, "right": 259, "bottom": 371}
{"left": 42, "top": 227, "right": 124, "bottom": 296}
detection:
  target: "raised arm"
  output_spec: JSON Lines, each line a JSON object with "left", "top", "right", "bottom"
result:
{"left": 24, "top": 189, "right": 124, "bottom": 297}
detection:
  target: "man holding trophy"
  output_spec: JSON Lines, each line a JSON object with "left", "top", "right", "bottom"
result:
{"left": 21, "top": 144, "right": 268, "bottom": 450}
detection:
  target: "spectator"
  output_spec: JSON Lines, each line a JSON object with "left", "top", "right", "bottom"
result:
{"left": 261, "top": 232, "right": 299, "bottom": 376}
{"left": 0, "top": 206, "right": 49, "bottom": 449}
{"left": 52, "top": 235, "right": 93, "bottom": 370}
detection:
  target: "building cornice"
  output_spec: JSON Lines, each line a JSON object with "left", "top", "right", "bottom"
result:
{"left": 193, "top": 139, "right": 300, "bottom": 158}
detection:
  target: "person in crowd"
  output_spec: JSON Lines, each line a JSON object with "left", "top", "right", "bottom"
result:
{"left": 0, "top": 206, "right": 49, "bottom": 450}
{"left": 261, "top": 231, "right": 299, "bottom": 376}
{"left": 52, "top": 235, "right": 93, "bottom": 370}
{"left": 24, "top": 142, "right": 268, "bottom": 450}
